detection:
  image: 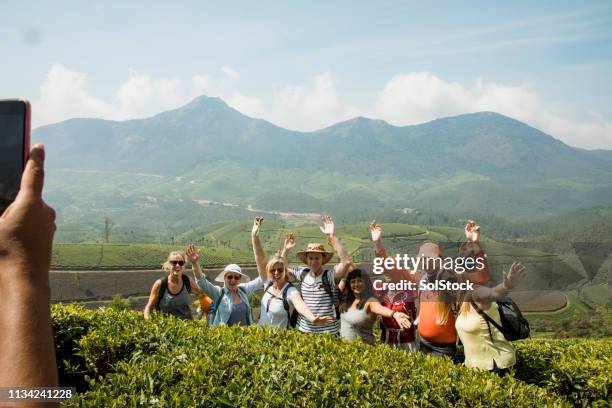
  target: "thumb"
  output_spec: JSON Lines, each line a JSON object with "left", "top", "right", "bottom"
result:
{"left": 19, "top": 144, "right": 45, "bottom": 199}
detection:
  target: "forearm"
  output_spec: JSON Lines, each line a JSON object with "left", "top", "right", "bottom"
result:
{"left": 252, "top": 235, "right": 267, "bottom": 280}
{"left": 473, "top": 283, "right": 509, "bottom": 303}
{"left": 373, "top": 240, "right": 387, "bottom": 258}
{"left": 291, "top": 294, "right": 316, "bottom": 322}
{"left": 0, "top": 280, "right": 58, "bottom": 388}
{"left": 329, "top": 235, "right": 350, "bottom": 262}
{"left": 368, "top": 301, "right": 394, "bottom": 318}
{"left": 191, "top": 261, "right": 204, "bottom": 280}
{"left": 280, "top": 247, "right": 289, "bottom": 264}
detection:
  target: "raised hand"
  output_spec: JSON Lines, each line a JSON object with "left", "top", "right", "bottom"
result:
{"left": 319, "top": 215, "right": 335, "bottom": 236}
{"left": 370, "top": 220, "right": 382, "bottom": 242}
{"left": 464, "top": 219, "right": 481, "bottom": 243}
{"left": 312, "top": 314, "right": 334, "bottom": 325}
{"left": 502, "top": 262, "right": 527, "bottom": 290}
{"left": 252, "top": 217, "right": 263, "bottom": 237}
{"left": 186, "top": 244, "right": 200, "bottom": 263}
{"left": 284, "top": 232, "right": 296, "bottom": 251}
{"left": 393, "top": 312, "right": 412, "bottom": 330}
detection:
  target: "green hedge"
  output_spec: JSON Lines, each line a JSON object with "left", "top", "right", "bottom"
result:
{"left": 51, "top": 305, "right": 605, "bottom": 407}
{"left": 514, "top": 338, "right": 611, "bottom": 407}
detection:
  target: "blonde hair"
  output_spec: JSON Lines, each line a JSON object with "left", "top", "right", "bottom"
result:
{"left": 265, "top": 256, "right": 287, "bottom": 280}
{"left": 162, "top": 251, "right": 186, "bottom": 273}
{"left": 435, "top": 301, "right": 453, "bottom": 326}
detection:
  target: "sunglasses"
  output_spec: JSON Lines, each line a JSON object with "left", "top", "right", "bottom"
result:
{"left": 270, "top": 267, "right": 285, "bottom": 274}
{"left": 169, "top": 260, "right": 185, "bottom": 266}
{"left": 226, "top": 275, "right": 242, "bottom": 281}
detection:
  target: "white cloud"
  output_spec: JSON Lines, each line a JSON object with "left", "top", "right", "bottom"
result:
{"left": 220, "top": 66, "right": 240, "bottom": 80}
{"left": 115, "top": 71, "right": 185, "bottom": 119}
{"left": 226, "top": 93, "right": 265, "bottom": 118}
{"left": 35, "top": 64, "right": 116, "bottom": 126}
{"left": 373, "top": 72, "right": 612, "bottom": 149}
{"left": 268, "top": 72, "right": 359, "bottom": 131}
{"left": 34, "top": 65, "right": 190, "bottom": 127}
{"left": 33, "top": 65, "right": 612, "bottom": 149}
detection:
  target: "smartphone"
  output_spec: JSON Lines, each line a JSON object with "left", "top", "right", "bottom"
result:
{"left": 0, "top": 99, "right": 31, "bottom": 213}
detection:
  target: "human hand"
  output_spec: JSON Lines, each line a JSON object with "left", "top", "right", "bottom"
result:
{"left": 502, "top": 262, "right": 527, "bottom": 290}
{"left": 0, "top": 145, "right": 56, "bottom": 288}
{"left": 319, "top": 215, "right": 335, "bottom": 236}
{"left": 186, "top": 244, "right": 200, "bottom": 263}
{"left": 252, "top": 217, "right": 263, "bottom": 237}
{"left": 464, "top": 220, "right": 480, "bottom": 243}
{"left": 393, "top": 312, "right": 412, "bottom": 330}
{"left": 312, "top": 314, "right": 334, "bottom": 325}
{"left": 370, "top": 220, "right": 382, "bottom": 242}
{"left": 284, "top": 233, "right": 296, "bottom": 251}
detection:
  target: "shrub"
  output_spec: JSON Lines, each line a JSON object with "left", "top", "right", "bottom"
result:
{"left": 514, "top": 338, "right": 612, "bottom": 406}
{"left": 52, "top": 305, "right": 567, "bottom": 407}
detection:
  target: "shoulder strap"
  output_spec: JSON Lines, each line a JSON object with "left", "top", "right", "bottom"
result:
{"left": 321, "top": 269, "right": 334, "bottom": 299}
{"left": 182, "top": 274, "right": 191, "bottom": 293}
{"left": 156, "top": 277, "right": 169, "bottom": 311}
{"left": 281, "top": 283, "right": 292, "bottom": 312}
{"left": 471, "top": 301, "right": 504, "bottom": 343}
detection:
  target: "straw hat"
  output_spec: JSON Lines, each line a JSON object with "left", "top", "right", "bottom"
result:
{"left": 214, "top": 263, "right": 251, "bottom": 283}
{"left": 296, "top": 243, "right": 334, "bottom": 265}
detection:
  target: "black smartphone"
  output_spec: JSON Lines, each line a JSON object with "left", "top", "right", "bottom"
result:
{"left": 0, "top": 99, "right": 31, "bottom": 213}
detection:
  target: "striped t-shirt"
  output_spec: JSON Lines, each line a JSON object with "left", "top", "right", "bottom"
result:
{"left": 295, "top": 267, "right": 340, "bottom": 334}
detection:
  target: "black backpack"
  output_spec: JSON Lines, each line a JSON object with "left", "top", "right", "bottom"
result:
{"left": 262, "top": 281, "right": 294, "bottom": 328}
{"left": 471, "top": 297, "right": 530, "bottom": 342}
{"left": 156, "top": 274, "right": 192, "bottom": 311}
{"left": 290, "top": 269, "right": 339, "bottom": 327}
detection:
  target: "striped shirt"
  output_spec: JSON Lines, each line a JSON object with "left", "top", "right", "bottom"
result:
{"left": 295, "top": 267, "right": 340, "bottom": 334}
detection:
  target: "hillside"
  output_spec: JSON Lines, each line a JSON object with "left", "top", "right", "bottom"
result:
{"left": 33, "top": 96, "right": 612, "bottom": 233}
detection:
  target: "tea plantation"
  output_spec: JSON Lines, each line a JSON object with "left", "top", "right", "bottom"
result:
{"left": 52, "top": 305, "right": 610, "bottom": 407}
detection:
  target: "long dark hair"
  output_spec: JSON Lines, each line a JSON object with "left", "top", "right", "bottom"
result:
{"left": 340, "top": 269, "right": 373, "bottom": 312}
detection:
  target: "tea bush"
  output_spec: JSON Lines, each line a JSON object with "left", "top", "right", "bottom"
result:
{"left": 514, "top": 338, "right": 611, "bottom": 406}
{"left": 50, "top": 305, "right": 609, "bottom": 407}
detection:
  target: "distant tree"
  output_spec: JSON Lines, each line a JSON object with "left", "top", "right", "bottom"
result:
{"left": 104, "top": 217, "right": 114, "bottom": 243}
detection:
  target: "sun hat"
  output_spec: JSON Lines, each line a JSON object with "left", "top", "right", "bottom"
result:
{"left": 215, "top": 263, "right": 250, "bottom": 283}
{"left": 296, "top": 243, "right": 334, "bottom": 265}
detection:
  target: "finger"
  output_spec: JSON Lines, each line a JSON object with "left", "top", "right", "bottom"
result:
{"left": 19, "top": 144, "right": 45, "bottom": 199}
{"left": 320, "top": 226, "right": 325, "bottom": 234}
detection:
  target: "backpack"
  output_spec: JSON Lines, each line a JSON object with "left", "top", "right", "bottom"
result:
{"left": 471, "top": 297, "right": 530, "bottom": 342}
{"left": 156, "top": 274, "right": 191, "bottom": 311}
{"left": 291, "top": 269, "right": 339, "bottom": 326}
{"left": 262, "top": 281, "right": 295, "bottom": 328}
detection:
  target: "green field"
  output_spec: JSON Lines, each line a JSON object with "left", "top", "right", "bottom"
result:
{"left": 52, "top": 243, "right": 253, "bottom": 268}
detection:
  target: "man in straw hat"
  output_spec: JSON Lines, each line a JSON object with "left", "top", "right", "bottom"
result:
{"left": 283, "top": 215, "right": 352, "bottom": 335}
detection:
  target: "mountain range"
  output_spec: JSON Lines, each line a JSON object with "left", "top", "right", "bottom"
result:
{"left": 33, "top": 95, "right": 612, "bottom": 232}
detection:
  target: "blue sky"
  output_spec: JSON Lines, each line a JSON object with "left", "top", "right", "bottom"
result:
{"left": 2, "top": 1, "right": 611, "bottom": 148}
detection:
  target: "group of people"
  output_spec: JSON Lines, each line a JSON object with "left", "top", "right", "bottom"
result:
{"left": 145, "top": 215, "right": 527, "bottom": 375}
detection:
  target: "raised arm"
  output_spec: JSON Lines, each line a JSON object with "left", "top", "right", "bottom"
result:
{"left": 371, "top": 220, "right": 387, "bottom": 258}
{"left": 281, "top": 233, "right": 296, "bottom": 264}
{"left": 320, "top": 215, "right": 352, "bottom": 281}
{"left": 143, "top": 280, "right": 162, "bottom": 319}
{"left": 371, "top": 221, "right": 414, "bottom": 281}
{"left": 472, "top": 261, "right": 527, "bottom": 302}
{"left": 186, "top": 244, "right": 204, "bottom": 281}
{"left": 290, "top": 292, "right": 333, "bottom": 325}
{"left": 367, "top": 299, "right": 412, "bottom": 329}
{"left": 458, "top": 219, "right": 490, "bottom": 284}
{"left": 0, "top": 145, "right": 58, "bottom": 390}
{"left": 251, "top": 217, "right": 268, "bottom": 280}
{"left": 186, "top": 244, "right": 222, "bottom": 301}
